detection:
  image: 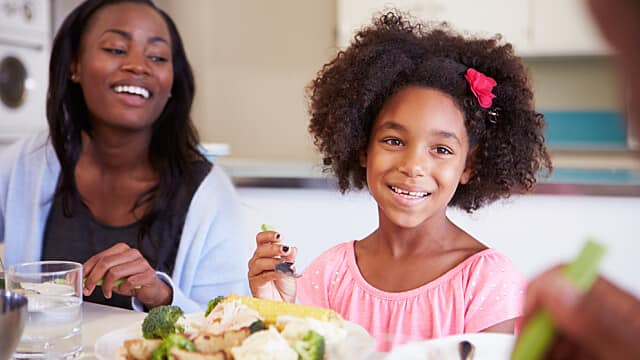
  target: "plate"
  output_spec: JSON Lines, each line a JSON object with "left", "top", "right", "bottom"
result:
{"left": 94, "top": 312, "right": 202, "bottom": 360}
{"left": 94, "top": 312, "right": 376, "bottom": 360}
{"left": 384, "top": 333, "right": 515, "bottom": 360}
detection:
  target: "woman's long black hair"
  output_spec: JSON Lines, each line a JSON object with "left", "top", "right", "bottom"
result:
{"left": 47, "top": 0, "right": 204, "bottom": 242}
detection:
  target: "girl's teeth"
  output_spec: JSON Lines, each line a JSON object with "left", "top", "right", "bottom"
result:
{"left": 391, "top": 186, "right": 428, "bottom": 198}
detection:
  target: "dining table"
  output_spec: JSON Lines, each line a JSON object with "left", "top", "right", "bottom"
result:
{"left": 79, "top": 302, "right": 146, "bottom": 359}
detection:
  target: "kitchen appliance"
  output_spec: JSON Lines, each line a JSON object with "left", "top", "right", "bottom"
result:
{"left": 0, "top": 0, "right": 50, "bottom": 147}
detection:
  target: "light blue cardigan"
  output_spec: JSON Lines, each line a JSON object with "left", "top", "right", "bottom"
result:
{"left": 0, "top": 132, "right": 251, "bottom": 312}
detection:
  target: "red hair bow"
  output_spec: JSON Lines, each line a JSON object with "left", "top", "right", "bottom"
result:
{"left": 464, "top": 68, "right": 496, "bottom": 108}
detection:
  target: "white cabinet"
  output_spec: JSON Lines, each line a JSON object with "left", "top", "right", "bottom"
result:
{"left": 526, "top": 0, "right": 609, "bottom": 57}
{"left": 337, "top": 0, "right": 609, "bottom": 57}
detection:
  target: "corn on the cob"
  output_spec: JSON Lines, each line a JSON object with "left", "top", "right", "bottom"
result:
{"left": 222, "top": 295, "right": 342, "bottom": 325}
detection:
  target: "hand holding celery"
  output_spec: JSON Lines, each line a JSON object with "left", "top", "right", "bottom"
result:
{"left": 261, "top": 223, "right": 299, "bottom": 277}
{"left": 83, "top": 276, "right": 141, "bottom": 289}
{"left": 511, "top": 239, "right": 606, "bottom": 360}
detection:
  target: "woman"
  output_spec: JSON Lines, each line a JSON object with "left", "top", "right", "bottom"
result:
{"left": 0, "top": 0, "right": 250, "bottom": 312}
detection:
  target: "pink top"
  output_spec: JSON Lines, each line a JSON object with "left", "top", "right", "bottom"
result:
{"left": 297, "top": 241, "right": 526, "bottom": 352}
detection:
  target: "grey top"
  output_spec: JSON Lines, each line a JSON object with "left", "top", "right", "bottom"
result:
{"left": 41, "top": 160, "right": 212, "bottom": 309}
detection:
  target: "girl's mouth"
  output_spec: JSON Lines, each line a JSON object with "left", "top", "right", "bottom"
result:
{"left": 389, "top": 185, "right": 430, "bottom": 199}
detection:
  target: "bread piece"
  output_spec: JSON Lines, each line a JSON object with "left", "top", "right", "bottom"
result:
{"left": 122, "top": 338, "right": 162, "bottom": 360}
{"left": 193, "top": 328, "right": 250, "bottom": 353}
{"left": 169, "top": 349, "right": 227, "bottom": 360}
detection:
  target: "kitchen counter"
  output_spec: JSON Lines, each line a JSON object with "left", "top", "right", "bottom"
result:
{"left": 217, "top": 157, "right": 640, "bottom": 197}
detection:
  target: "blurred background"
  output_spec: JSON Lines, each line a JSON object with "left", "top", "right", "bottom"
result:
{"left": 2, "top": 0, "right": 633, "bottom": 165}
{"left": 1, "top": 1, "right": 638, "bottom": 294}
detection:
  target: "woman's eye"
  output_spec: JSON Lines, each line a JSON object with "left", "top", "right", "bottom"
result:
{"left": 383, "top": 138, "right": 402, "bottom": 146}
{"left": 103, "top": 48, "right": 125, "bottom": 55}
{"left": 148, "top": 55, "right": 168, "bottom": 63}
{"left": 435, "top": 146, "right": 453, "bottom": 155}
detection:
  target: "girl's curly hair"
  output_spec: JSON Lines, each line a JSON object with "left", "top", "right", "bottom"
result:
{"left": 307, "top": 11, "right": 552, "bottom": 212}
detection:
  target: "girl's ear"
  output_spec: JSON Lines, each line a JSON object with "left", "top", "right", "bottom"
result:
{"left": 460, "top": 166, "right": 473, "bottom": 184}
{"left": 359, "top": 149, "right": 367, "bottom": 168}
{"left": 460, "top": 148, "right": 476, "bottom": 185}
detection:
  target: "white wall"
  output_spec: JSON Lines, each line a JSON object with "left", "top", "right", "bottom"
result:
{"left": 237, "top": 187, "right": 640, "bottom": 296}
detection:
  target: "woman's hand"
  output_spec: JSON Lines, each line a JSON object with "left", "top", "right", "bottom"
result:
{"left": 248, "top": 230, "right": 297, "bottom": 303}
{"left": 83, "top": 243, "right": 172, "bottom": 309}
{"left": 517, "top": 267, "right": 640, "bottom": 359}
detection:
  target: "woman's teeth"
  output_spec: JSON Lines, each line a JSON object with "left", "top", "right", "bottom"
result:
{"left": 390, "top": 186, "right": 428, "bottom": 198}
{"left": 113, "top": 85, "right": 150, "bottom": 99}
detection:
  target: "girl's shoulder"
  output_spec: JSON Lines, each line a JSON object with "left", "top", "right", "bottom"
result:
{"left": 303, "top": 241, "right": 354, "bottom": 273}
{"left": 462, "top": 248, "right": 518, "bottom": 270}
{"left": 457, "top": 248, "right": 526, "bottom": 285}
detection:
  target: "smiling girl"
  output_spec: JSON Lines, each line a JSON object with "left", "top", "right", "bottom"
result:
{"left": 248, "top": 11, "right": 551, "bottom": 351}
{"left": 0, "top": 0, "right": 250, "bottom": 312}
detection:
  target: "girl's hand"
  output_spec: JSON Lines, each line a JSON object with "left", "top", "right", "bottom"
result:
{"left": 83, "top": 243, "right": 172, "bottom": 309}
{"left": 248, "top": 230, "right": 298, "bottom": 303}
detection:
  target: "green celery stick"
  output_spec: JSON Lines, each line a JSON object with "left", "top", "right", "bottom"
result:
{"left": 511, "top": 240, "right": 606, "bottom": 360}
{"left": 261, "top": 224, "right": 281, "bottom": 244}
{"left": 82, "top": 276, "right": 141, "bottom": 289}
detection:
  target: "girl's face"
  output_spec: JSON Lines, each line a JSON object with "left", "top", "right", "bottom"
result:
{"left": 71, "top": 2, "right": 173, "bottom": 132}
{"left": 362, "top": 86, "right": 472, "bottom": 228}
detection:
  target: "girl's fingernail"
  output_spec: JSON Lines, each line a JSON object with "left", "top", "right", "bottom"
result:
{"left": 275, "top": 233, "right": 281, "bottom": 239}
{"left": 282, "top": 245, "right": 290, "bottom": 253}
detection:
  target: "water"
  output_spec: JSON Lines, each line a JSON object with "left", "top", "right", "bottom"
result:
{"left": 14, "top": 294, "right": 82, "bottom": 359}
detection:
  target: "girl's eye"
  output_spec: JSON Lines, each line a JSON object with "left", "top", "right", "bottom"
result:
{"left": 148, "top": 55, "right": 168, "bottom": 63}
{"left": 435, "top": 146, "right": 453, "bottom": 155}
{"left": 383, "top": 138, "right": 402, "bottom": 146}
{"left": 103, "top": 48, "right": 125, "bottom": 55}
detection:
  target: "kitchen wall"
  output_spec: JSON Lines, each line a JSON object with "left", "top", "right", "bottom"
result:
{"left": 237, "top": 187, "right": 640, "bottom": 296}
{"left": 159, "top": 0, "right": 621, "bottom": 162}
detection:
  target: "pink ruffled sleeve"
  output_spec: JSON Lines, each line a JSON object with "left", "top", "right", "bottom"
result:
{"left": 296, "top": 244, "right": 345, "bottom": 309}
{"left": 463, "top": 252, "right": 527, "bottom": 333}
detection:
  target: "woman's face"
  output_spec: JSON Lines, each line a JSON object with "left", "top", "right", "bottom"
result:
{"left": 362, "top": 86, "right": 472, "bottom": 229}
{"left": 71, "top": 2, "right": 173, "bottom": 132}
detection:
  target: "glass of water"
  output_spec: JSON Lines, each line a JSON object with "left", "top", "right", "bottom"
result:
{"left": 6, "top": 261, "right": 82, "bottom": 359}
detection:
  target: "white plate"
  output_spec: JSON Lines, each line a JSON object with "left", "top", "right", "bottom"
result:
{"left": 94, "top": 312, "right": 202, "bottom": 360}
{"left": 384, "top": 333, "right": 515, "bottom": 360}
{"left": 94, "top": 312, "right": 377, "bottom": 360}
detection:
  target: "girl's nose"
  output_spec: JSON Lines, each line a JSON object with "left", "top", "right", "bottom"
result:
{"left": 399, "top": 149, "right": 427, "bottom": 178}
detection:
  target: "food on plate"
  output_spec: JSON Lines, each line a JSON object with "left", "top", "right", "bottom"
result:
{"left": 142, "top": 305, "right": 186, "bottom": 339}
{"left": 123, "top": 338, "right": 162, "bottom": 359}
{"left": 118, "top": 295, "right": 347, "bottom": 360}
{"left": 220, "top": 295, "right": 340, "bottom": 326}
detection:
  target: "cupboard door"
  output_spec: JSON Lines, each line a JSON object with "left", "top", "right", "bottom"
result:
{"left": 337, "top": 0, "right": 530, "bottom": 53}
{"left": 528, "top": 0, "right": 609, "bottom": 56}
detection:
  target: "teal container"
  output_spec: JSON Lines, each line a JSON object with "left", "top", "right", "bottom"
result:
{"left": 543, "top": 111, "right": 627, "bottom": 150}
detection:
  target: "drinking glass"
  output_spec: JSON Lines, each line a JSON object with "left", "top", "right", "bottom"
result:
{"left": 6, "top": 261, "right": 83, "bottom": 359}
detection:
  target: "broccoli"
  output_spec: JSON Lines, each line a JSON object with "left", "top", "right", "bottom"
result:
{"left": 150, "top": 334, "right": 196, "bottom": 360}
{"left": 142, "top": 305, "right": 185, "bottom": 339}
{"left": 204, "top": 295, "right": 226, "bottom": 317}
{"left": 249, "top": 319, "right": 267, "bottom": 334}
{"left": 293, "top": 330, "right": 325, "bottom": 360}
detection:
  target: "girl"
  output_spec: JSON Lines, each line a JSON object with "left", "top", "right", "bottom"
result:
{"left": 248, "top": 11, "right": 551, "bottom": 351}
{"left": 0, "top": 0, "right": 249, "bottom": 312}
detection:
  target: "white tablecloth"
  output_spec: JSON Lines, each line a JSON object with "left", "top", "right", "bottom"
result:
{"left": 80, "top": 302, "right": 145, "bottom": 359}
